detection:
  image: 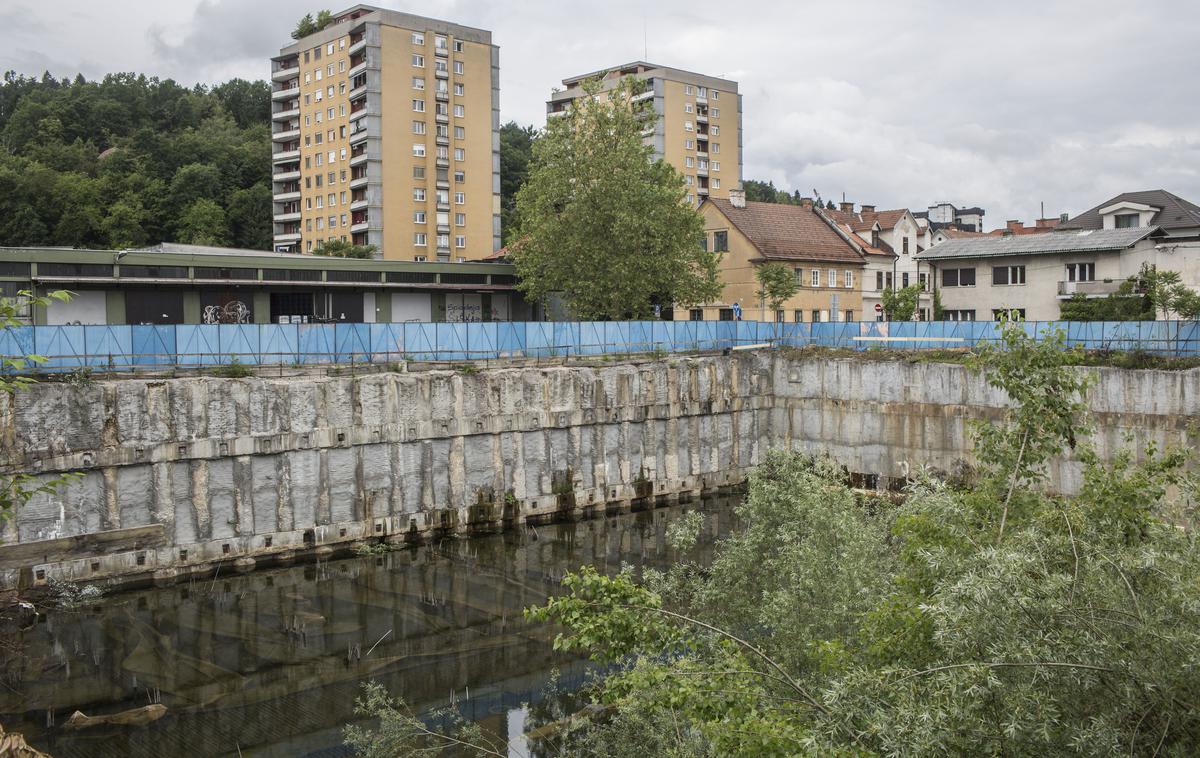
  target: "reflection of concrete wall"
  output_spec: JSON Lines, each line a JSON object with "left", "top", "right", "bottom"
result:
{"left": 45, "top": 290, "right": 107, "bottom": 324}
{"left": 1, "top": 354, "right": 1196, "bottom": 590}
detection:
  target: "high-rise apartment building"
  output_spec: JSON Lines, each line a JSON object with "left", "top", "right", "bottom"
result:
{"left": 271, "top": 5, "right": 500, "bottom": 260}
{"left": 547, "top": 62, "right": 742, "bottom": 206}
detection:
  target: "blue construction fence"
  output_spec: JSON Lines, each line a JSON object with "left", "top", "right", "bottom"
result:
{"left": 2, "top": 320, "right": 1199, "bottom": 370}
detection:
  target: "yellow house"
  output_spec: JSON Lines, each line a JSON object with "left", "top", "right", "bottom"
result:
{"left": 689, "top": 190, "right": 866, "bottom": 322}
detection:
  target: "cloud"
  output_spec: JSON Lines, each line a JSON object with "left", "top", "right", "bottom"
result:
{"left": 5, "top": 0, "right": 1200, "bottom": 227}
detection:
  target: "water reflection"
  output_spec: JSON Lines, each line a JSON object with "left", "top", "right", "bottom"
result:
{"left": 0, "top": 494, "right": 741, "bottom": 758}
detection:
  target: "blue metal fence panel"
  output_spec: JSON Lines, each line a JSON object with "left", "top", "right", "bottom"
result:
{"left": 433, "top": 322, "right": 469, "bottom": 361}
{"left": 0, "top": 326, "right": 34, "bottom": 367}
{"left": 369, "top": 324, "right": 404, "bottom": 363}
{"left": 82, "top": 325, "right": 132, "bottom": 368}
{"left": 219, "top": 324, "right": 260, "bottom": 365}
{"left": 402, "top": 322, "right": 436, "bottom": 360}
{"left": 298, "top": 324, "right": 336, "bottom": 364}
{"left": 36, "top": 325, "right": 86, "bottom": 369}
{"left": 261, "top": 324, "right": 300, "bottom": 364}
{"left": 577, "top": 322, "right": 605, "bottom": 356}
{"left": 335, "top": 323, "right": 372, "bottom": 363}
{"left": 495, "top": 321, "right": 526, "bottom": 357}
{"left": 176, "top": 325, "right": 221, "bottom": 366}
{"left": 132, "top": 325, "right": 176, "bottom": 366}
{"left": 466, "top": 322, "right": 498, "bottom": 359}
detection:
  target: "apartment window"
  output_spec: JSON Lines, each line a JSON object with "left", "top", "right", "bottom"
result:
{"left": 812, "top": 310, "right": 822, "bottom": 322}
{"left": 992, "top": 265, "right": 1026, "bottom": 286}
{"left": 453, "top": 60, "right": 464, "bottom": 75}
{"left": 712, "top": 108, "right": 720, "bottom": 118}
{"left": 454, "top": 170, "right": 465, "bottom": 183}
{"left": 435, "top": 35, "right": 448, "bottom": 50}
{"left": 711, "top": 90, "right": 719, "bottom": 100}
{"left": 327, "top": 64, "right": 334, "bottom": 76}
{"left": 902, "top": 237, "right": 910, "bottom": 254}
{"left": 902, "top": 272, "right": 910, "bottom": 288}
{"left": 718, "top": 308, "right": 734, "bottom": 321}
{"left": 454, "top": 40, "right": 464, "bottom": 52}
{"left": 685, "top": 157, "right": 695, "bottom": 168}
{"left": 436, "top": 60, "right": 448, "bottom": 74}
{"left": 414, "top": 233, "right": 428, "bottom": 246}
{"left": 315, "top": 69, "right": 322, "bottom": 81}
{"left": 942, "top": 267, "right": 976, "bottom": 287}
{"left": 304, "top": 50, "right": 310, "bottom": 63}
{"left": 414, "top": 188, "right": 426, "bottom": 201}
{"left": 327, "top": 85, "right": 333, "bottom": 97}
{"left": 454, "top": 192, "right": 465, "bottom": 204}
{"left": 413, "top": 77, "right": 425, "bottom": 89}
{"left": 315, "top": 132, "right": 323, "bottom": 145}
{"left": 919, "top": 272, "right": 928, "bottom": 290}
{"left": 315, "top": 196, "right": 324, "bottom": 209}
{"left": 339, "top": 82, "right": 346, "bottom": 94}
{"left": 845, "top": 310, "right": 854, "bottom": 322}
{"left": 685, "top": 139, "right": 694, "bottom": 149}
{"left": 685, "top": 103, "right": 694, "bottom": 113}
{"left": 453, "top": 104, "right": 464, "bottom": 117}
{"left": 885, "top": 272, "right": 893, "bottom": 290}
{"left": 454, "top": 148, "right": 465, "bottom": 161}
{"left": 454, "top": 126, "right": 465, "bottom": 139}
{"left": 327, "top": 193, "right": 335, "bottom": 206}
{"left": 811, "top": 269, "right": 820, "bottom": 287}
{"left": 340, "top": 191, "right": 347, "bottom": 203}
{"left": 712, "top": 126, "right": 720, "bottom": 136}
{"left": 414, "top": 211, "right": 427, "bottom": 223}
{"left": 712, "top": 161, "right": 720, "bottom": 171}
{"left": 316, "top": 217, "right": 324, "bottom": 229}
{"left": 413, "top": 121, "right": 426, "bottom": 134}
{"left": 412, "top": 99, "right": 425, "bottom": 112}
{"left": 1065, "top": 262, "right": 1096, "bottom": 282}
{"left": 455, "top": 235, "right": 466, "bottom": 248}
{"left": 685, "top": 84, "right": 694, "bottom": 95}
{"left": 844, "top": 270, "right": 853, "bottom": 288}
{"left": 993, "top": 308, "right": 1027, "bottom": 321}
{"left": 943, "top": 310, "right": 976, "bottom": 321}
{"left": 454, "top": 83, "right": 464, "bottom": 96}
{"left": 686, "top": 176, "right": 694, "bottom": 186}
{"left": 304, "top": 94, "right": 310, "bottom": 105}
{"left": 314, "top": 173, "right": 321, "bottom": 186}
{"left": 1114, "top": 213, "right": 1139, "bottom": 228}
{"left": 828, "top": 269, "right": 837, "bottom": 287}
{"left": 713, "top": 179, "right": 721, "bottom": 189}
{"left": 684, "top": 121, "right": 693, "bottom": 132}
{"left": 712, "top": 230, "right": 728, "bottom": 252}
{"left": 340, "top": 169, "right": 346, "bottom": 181}
{"left": 876, "top": 271, "right": 884, "bottom": 291}
{"left": 437, "top": 189, "right": 450, "bottom": 204}
{"left": 412, "top": 32, "right": 424, "bottom": 45}
{"left": 698, "top": 86, "right": 707, "bottom": 98}
{"left": 712, "top": 143, "right": 720, "bottom": 154}
{"left": 775, "top": 310, "right": 786, "bottom": 323}
{"left": 315, "top": 153, "right": 323, "bottom": 166}
{"left": 315, "top": 89, "right": 322, "bottom": 102}
{"left": 328, "top": 215, "right": 336, "bottom": 228}
{"left": 690, "top": 308, "right": 704, "bottom": 321}
{"left": 455, "top": 212, "right": 466, "bottom": 226}
{"left": 412, "top": 54, "right": 425, "bottom": 68}
{"left": 793, "top": 310, "right": 803, "bottom": 322}
{"left": 339, "top": 60, "right": 346, "bottom": 72}
{"left": 437, "top": 234, "right": 450, "bottom": 248}
{"left": 414, "top": 255, "right": 427, "bottom": 262}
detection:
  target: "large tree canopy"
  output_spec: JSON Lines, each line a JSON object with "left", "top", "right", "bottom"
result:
{"left": 0, "top": 71, "right": 271, "bottom": 250}
{"left": 510, "top": 77, "right": 722, "bottom": 320}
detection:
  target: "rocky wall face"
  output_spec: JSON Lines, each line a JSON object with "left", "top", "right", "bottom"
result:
{"left": 1, "top": 354, "right": 1195, "bottom": 589}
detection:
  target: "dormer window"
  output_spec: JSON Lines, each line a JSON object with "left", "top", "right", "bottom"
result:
{"left": 1114, "top": 213, "right": 1139, "bottom": 228}
{"left": 871, "top": 229, "right": 880, "bottom": 247}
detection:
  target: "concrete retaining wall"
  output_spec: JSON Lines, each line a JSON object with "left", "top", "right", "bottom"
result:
{"left": 2, "top": 353, "right": 1196, "bottom": 589}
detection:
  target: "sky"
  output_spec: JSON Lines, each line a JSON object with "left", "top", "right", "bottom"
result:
{"left": 4, "top": 0, "right": 1200, "bottom": 230}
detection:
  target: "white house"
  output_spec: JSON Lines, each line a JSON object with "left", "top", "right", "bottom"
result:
{"left": 824, "top": 203, "right": 934, "bottom": 320}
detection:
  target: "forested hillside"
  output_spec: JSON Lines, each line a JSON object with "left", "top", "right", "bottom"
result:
{"left": 0, "top": 71, "right": 272, "bottom": 250}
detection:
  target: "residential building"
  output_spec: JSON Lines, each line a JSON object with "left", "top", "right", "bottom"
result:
{"left": 693, "top": 190, "right": 865, "bottom": 322}
{"left": 929, "top": 227, "right": 987, "bottom": 246}
{"left": 914, "top": 201, "right": 987, "bottom": 232}
{"left": 1057, "top": 189, "right": 1200, "bottom": 240}
{"left": 5, "top": 245, "right": 525, "bottom": 325}
{"left": 547, "top": 61, "right": 742, "bottom": 207}
{"left": 271, "top": 5, "right": 501, "bottom": 262}
{"left": 914, "top": 227, "right": 1164, "bottom": 321}
{"left": 824, "top": 202, "right": 933, "bottom": 320}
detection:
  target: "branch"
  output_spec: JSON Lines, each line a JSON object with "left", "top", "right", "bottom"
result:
{"left": 998, "top": 428, "right": 1028, "bottom": 542}
{"left": 895, "top": 660, "right": 1115, "bottom": 683}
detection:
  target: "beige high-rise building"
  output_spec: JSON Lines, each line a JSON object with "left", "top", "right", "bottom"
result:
{"left": 271, "top": 5, "right": 500, "bottom": 261}
{"left": 547, "top": 62, "right": 742, "bottom": 206}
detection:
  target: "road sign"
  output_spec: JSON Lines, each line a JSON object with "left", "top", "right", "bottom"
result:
{"left": 874, "top": 303, "right": 883, "bottom": 313}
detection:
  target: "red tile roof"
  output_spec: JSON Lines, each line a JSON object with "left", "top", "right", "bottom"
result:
{"left": 708, "top": 199, "right": 865, "bottom": 264}
{"left": 823, "top": 207, "right": 910, "bottom": 232}
{"left": 938, "top": 228, "right": 987, "bottom": 239}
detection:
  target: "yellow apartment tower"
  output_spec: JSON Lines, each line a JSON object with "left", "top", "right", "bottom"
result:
{"left": 271, "top": 5, "right": 501, "bottom": 260}
{"left": 547, "top": 62, "right": 742, "bottom": 206}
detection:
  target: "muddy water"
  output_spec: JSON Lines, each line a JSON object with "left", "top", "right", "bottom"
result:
{"left": 0, "top": 495, "right": 741, "bottom": 757}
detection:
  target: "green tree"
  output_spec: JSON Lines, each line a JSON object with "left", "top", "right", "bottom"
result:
{"left": 1171, "top": 286, "right": 1200, "bottom": 319}
{"left": 175, "top": 198, "right": 229, "bottom": 246}
{"left": 498, "top": 121, "right": 536, "bottom": 246}
{"left": 313, "top": 238, "right": 377, "bottom": 258}
{"left": 1138, "top": 263, "right": 1182, "bottom": 320}
{"left": 881, "top": 282, "right": 921, "bottom": 321}
{"left": 226, "top": 184, "right": 273, "bottom": 250}
{"left": 101, "top": 198, "right": 148, "bottom": 247}
{"left": 511, "top": 77, "right": 722, "bottom": 319}
{"left": 754, "top": 262, "right": 798, "bottom": 325}
{"left": 291, "top": 13, "right": 317, "bottom": 40}
{"left": 211, "top": 78, "right": 270, "bottom": 129}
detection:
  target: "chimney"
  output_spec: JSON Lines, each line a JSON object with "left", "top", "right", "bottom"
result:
{"left": 800, "top": 197, "right": 813, "bottom": 209}
{"left": 839, "top": 201, "right": 854, "bottom": 213}
{"left": 860, "top": 204, "right": 875, "bottom": 213}
{"left": 1006, "top": 220, "right": 1024, "bottom": 232}
{"left": 728, "top": 187, "right": 746, "bottom": 209}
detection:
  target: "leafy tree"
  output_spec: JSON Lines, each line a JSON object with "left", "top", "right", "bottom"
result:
{"left": 313, "top": 238, "right": 377, "bottom": 259}
{"left": 511, "top": 77, "right": 722, "bottom": 319}
{"left": 175, "top": 198, "right": 229, "bottom": 246}
{"left": 1172, "top": 286, "right": 1200, "bottom": 319}
{"left": 1137, "top": 263, "right": 1182, "bottom": 320}
{"left": 881, "top": 282, "right": 921, "bottom": 321}
{"left": 1058, "top": 285, "right": 1153, "bottom": 321}
{"left": 498, "top": 121, "right": 536, "bottom": 246}
{"left": 212, "top": 78, "right": 270, "bottom": 128}
{"left": 754, "top": 262, "right": 798, "bottom": 324}
{"left": 291, "top": 10, "right": 333, "bottom": 40}
{"left": 226, "top": 184, "right": 273, "bottom": 250}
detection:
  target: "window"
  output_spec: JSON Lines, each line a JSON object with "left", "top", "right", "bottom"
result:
{"left": 713, "top": 179, "right": 721, "bottom": 189}
{"left": 902, "top": 272, "right": 909, "bottom": 288}
{"left": 414, "top": 233, "right": 428, "bottom": 246}
{"left": 812, "top": 310, "right": 822, "bottom": 322}
{"left": 886, "top": 272, "right": 893, "bottom": 290}
{"left": 314, "top": 46, "right": 322, "bottom": 60}
{"left": 454, "top": 170, "right": 465, "bottom": 183}
{"left": 413, "top": 165, "right": 426, "bottom": 179}
{"left": 327, "top": 64, "right": 334, "bottom": 76}
{"left": 845, "top": 310, "right": 854, "bottom": 322}
{"left": 455, "top": 212, "right": 466, "bottom": 226}
{"left": 412, "top": 99, "right": 425, "bottom": 111}
{"left": 454, "top": 148, "right": 465, "bottom": 161}
{"left": 1066, "top": 262, "right": 1096, "bottom": 282}
{"left": 992, "top": 308, "right": 1026, "bottom": 321}
{"left": 414, "top": 255, "right": 427, "bottom": 262}
{"left": 454, "top": 83, "right": 464, "bottom": 96}
{"left": 712, "top": 161, "right": 720, "bottom": 171}
{"left": 876, "top": 271, "right": 884, "bottom": 291}
{"left": 844, "top": 270, "right": 853, "bottom": 288}
{"left": 943, "top": 310, "right": 976, "bottom": 321}
{"left": 339, "top": 60, "right": 346, "bottom": 72}
{"left": 712, "top": 125, "right": 720, "bottom": 136}
{"left": 455, "top": 235, "right": 466, "bottom": 248}
{"left": 454, "top": 60, "right": 464, "bottom": 75}
{"left": 315, "top": 69, "right": 322, "bottom": 81}
{"left": 686, "top": 176, "right": 694, "bottom": 186}
{"left": 690, "top": 308, "right": 704, "bottom": 321}
{"left": 412, "top": 143, "right": 426, "bottom": 158}
{"left": 776, "top": 310, "right": 785, "bottom": 323}
{"left": 328, "top": 215, "right": 337, "bottom": 228}
{"left": 942, "top": 267, "right": 976, "bottom": 287}
{"left": 413, "top": 77, "right": 425, "bottom": 89}
{"left": 316, "top": 217, "right": 324, "bottom": 229}
{"left": 902, "top": 237, "right": 910, "bottom": 254}
{"left": 685, "top": 139, "right": 694, "bottom": 149}
{"left": 413, "top": 121, "right": 426, "bottom": 134}
{"left": 718, "top": 308, "right": 734, "bottom": 321}
{"left": 685, "top": 103, "right": 694, "bottom": 113}
{"left": 919, "top": 272, "right": 928, "bottom": 290}
{"left": 793, "top": 310, "right": 803, "bottom": 322}
{"left": 454, "top": 191, "right": 465, "bottom": 205}
{"left": 685, "top": 84, "right": 694, "bottom": 95}
{"left": 828, "top": 269, "right": 837, "bottom": 287}
{"left": 712, "top": 230, "right": 728, "bottom": 252}
{"left": 315, "top": 196, "right": 324, "bottom": 208}
{"left": 454, "top": 126, "right": 465, "bottom": 139}
{"left": 315, "top": 153, "right": 323, "bottom": 166}
{"left": 698, "top": 86, "right": 707, "bottom": 98}
{"left": 711, "top": 90, "right": 719, "bottom": 100}
{"left": 315, "top": 89, "right": 322, "bottom": 102}
{"left": 1114, "top": 213, "right": 1139, "bottom": 228}
{"left": 412, "top": 54, "right": 425, "bottom": 68}
{"left": 794, "top": 267, "right": 804, "bottom": 286}
{"left": 453, "top": 104, "right": 465, "bottom": 117}
{"left": 435, "top": 35, "right": 448, "bottom": 50}
{"left": 712, "top": 143, "right": 720, "bottom": 154}
{"left": 454, "top": 40, "right": 464, "bottom": 52}
{"left": 414, "top": 211, "right": 426, "bottom": 223}
{"left": 992, "top": 265, "right": 1026, "bottom": 286}
{"left": 412, "top": 32, "right": 424, "bottom": 45}
{"left": 712, "top": 107, "right": 720, "bottom": 118}
{"left": 413, "top": 188, "right": 426, "bottom": 201}
{"left": 315, "top": 132, "right": 323, "bottom": 145}
{"left": 685, "top": 121, "right": 693, "bottom": 132}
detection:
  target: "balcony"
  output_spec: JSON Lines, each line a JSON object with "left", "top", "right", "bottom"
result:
{"left": 350, "top": 198, "right": 368, "bottom": 211}
{"left": 274, "top": 190, "right": 301, "bottom": 201}
{"left": 1057, "top": 279, "right": 1123, "bottom": 298}
{"left": 697, "top": 186, "right": 709, "bottom": 196}
{"left": 273, "top": 168, "right": 301, "bottom": 182}
{"left": 348, "top": 37, "right": 366, "bottom": 56}
{"left": 350, "top": 175, "right": 368, "bottom": 189}
{"left": 348, "top": 61, "right": 367, "bottom": 79}
{"left": 435, "top": 135, "right": 449, "bottom": 146}
{"left": 435, "top": 68, "right": 449, "bottom": 79}
{"left": 271, "top": 84, "right": 299, "bottom": 100}
{"left": 349, "top": 128, "right": 369, "bottom": 145}
{"left": 273, "top": 210, "right": 301, "bottom": 222}
{"left": 348, "top": 84, "right": 367, "bottom": 100}
{"left": 273, "top": 231, "right": 301, "bottom": 243}
{"left": 350, "top": 221, "right": 370, "bottom": 233}
{"left": 696, "top": 166, "right": 708, "bottom": 177}
{"left": 272, "top": 127, "right": 300, "bottom": 142}
{"left": 696, "top": 113, "right": 708, "bottom": 124}
{"left": 271, "top": 63, "right": 299, "bottom": 82}
{"left": 272, "top": 105, "right": 299, "bottom": 121}
{"left": 435, "top": 112, "right": 449, "bottom": 124}
{"left": 696, "top": 150, "right": 708, "bottom": 159}
{"left": 436, "top": 157, "right": 450, "bottom": 168}
{"left": 350, "top": 151, "right": 369, "bottom": 166}
{"left": 437, "top": 224, "right": 451, "bottom": 234}
{"left": 272, "top": 148, "right": 300, "bottom": 162}
{"left": 435, "top": 90, "right": 449, "bottom": 102}
{"left": 696, "top": 95, "right": 708, "bottom": 105}
{"left": 434, "top": 45, "right": 449, "bottom": 58}
{"left": 436, "top": 201, "right": 450, "bottom": 212}
{"left": 436, "top": 179, "right": 450, "bottom": 189}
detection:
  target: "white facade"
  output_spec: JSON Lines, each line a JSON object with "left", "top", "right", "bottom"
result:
{"left": 46, "top": 291, "right": 107, "bottom": 325}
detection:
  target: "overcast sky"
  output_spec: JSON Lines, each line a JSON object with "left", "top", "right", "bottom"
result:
{"left": 4, "top": 1, "right": 1199, "bottom": 230}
